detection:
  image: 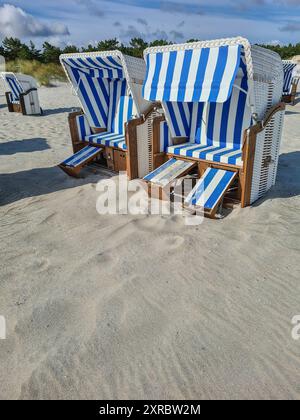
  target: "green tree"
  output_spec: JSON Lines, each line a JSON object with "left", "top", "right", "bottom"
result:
{"left": 42, "top": 42, "right": 62, "bottom": 63}
{"left": 97, "top": 38, "right": 120, "bottom": 51}
{"left": 186, "top": 39, "right": 200, "bottom": 44}
{"left": 149, "top": 39, "right": 172, "bottom": 48}
{"left": 127, "top": 38, "right": 148, "bottom": 57}
{"left": 2, "top": 37, "right": 300, "bottom": 64}
{"left": 62, "top": 45, "right": 80, "bottom": 54}
{"left": 82, "top": 44, "right": 97, "bottom": 52}
{"left": 2, "top": 37, "right": 26, "bottom": 61}
{"left": 28, "top": 41, "right": 41, "bottom": 60}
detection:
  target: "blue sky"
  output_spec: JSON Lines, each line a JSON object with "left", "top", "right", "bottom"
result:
{"left": 0, "top": 0, "right": 300, "bottom": 47}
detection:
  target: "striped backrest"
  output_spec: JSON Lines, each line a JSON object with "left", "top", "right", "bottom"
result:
{"left": 162, "top": 59, "right": 251, "bottom": 151}
{"left": 201, "top": 70, "right": 251, "bottom": 149}
{"left": 163, "top": 102, "right": 193, "bottom": 138}
{"left": 160, "top": 121, "right": 173, "bottom": 152}
{"left": 283, "top": 61, "right": 297, "bottom": 93}
{"left": 107, "top": 79, "right": 135, "bottom": 134}
{"left": 76, "top": 114, "right": 92, "bottom": 140}
{"left": 67, "top": 67, "right": 110, "bottom": 128}
{"left": 5, "top": 74, "right": 24, "bottom": 101}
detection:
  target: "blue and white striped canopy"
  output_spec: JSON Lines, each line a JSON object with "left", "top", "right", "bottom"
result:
{"left": 283, "top": 61, "right": 297, "bottom": 93}
{"left": 62, "top": 55, "right": 125, "bottom": 79}
{"left": 143, "top": 45, "right": 242, "bottom": 103}
{"left": 61, "top": 53, "right": 129, "bottom": 128}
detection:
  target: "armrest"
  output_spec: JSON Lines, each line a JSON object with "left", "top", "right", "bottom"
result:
{"left": 243, "top": 102, "right": 285, "bottom": 155}
{"left": 68, "top": 110, "right": 84, "bottom": 121}
{"left": 127, "top": 103, "right": 162, "bottom": 127}
{"left": 5, "top": 91, "right": 12, "bottom": 101}
{"left": 248, "top": 102, "right": 286, "bottom": 136}
{"left": 5, "top": 91, "right": 15, "bottom": 112}
{"left": 68, "top": 110, "right": 86, "bottom": 150}
{"left": 152, "top": 115, "right": 166, "bottom": 155}
{"left": 20, "top": 87, "right": 38, "bottom": 97}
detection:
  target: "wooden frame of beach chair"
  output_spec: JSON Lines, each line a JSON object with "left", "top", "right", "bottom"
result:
{"left": 59, "top": 102, "right": 159, "bottom": 178}
{"left": 59, "top": 51, "right": 159, "bottom": 179}
{"left": 282, "top": 77, "right": 299, "bottom": 105}
{"left": 1, "top": 72, "right": 42, "bottom": 115}
{"left": 142, "top": 37, "right": 286, "bottom": 218}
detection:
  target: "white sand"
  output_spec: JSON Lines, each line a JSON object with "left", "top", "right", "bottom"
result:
{"left": 0, "top": 84, "right": 300, "bottom": 400}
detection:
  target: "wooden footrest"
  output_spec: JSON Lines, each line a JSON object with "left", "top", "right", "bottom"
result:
{"left": 144, "top": 158, "right": 196, "bottom": 187}
{"left": 59, "top": 145, "right": 102, "bottom": 178}
{"left": 144, "top": 158, "right": 197, "bottom": 201}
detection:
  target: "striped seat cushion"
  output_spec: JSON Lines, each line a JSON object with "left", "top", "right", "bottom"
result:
{"left": 62, "top": 146, "right": 101, "bottom": 168}
{"left": 86, "top": 132, "right": 127, "bottom": 150}
{"left": 167, "top": 143, "right": 243, "bottom": 166}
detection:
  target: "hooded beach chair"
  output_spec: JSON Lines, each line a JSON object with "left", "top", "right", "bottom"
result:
{"left": 282, "top": 60, "right": 299, "bottom": 105}
{"left": 0, "top": 72, "right": 42, "bottom": 115}
{"left": 59, "top": 51, "right": 159, "bottom": 178}
{"left": 142, "top": 37, "right": 285, "bottom": 218}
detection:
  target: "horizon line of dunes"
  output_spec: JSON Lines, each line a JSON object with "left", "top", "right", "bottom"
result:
{"left": 1, "top": 36, "right": 299, "bottom": 86}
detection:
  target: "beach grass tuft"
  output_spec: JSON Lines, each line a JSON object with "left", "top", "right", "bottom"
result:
{"left": 6, "top": 60, "right": 67, "bottom": 86}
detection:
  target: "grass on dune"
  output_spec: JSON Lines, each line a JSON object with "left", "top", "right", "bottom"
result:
{"left": 6, "top": 60, "right": 67, "bottom": 86}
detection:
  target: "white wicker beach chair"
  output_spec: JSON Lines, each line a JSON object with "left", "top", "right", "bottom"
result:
{"left": 142, "top": 37, "right": 285, "bottom": 218}
{"left": 0, "top": 72, "right": 42, "bottom": 115}
{"left": 282, "top": 60, "right": 299, "bottom": 105}
{"left": 59, "top": 51, "right": 159, "bottom": 178}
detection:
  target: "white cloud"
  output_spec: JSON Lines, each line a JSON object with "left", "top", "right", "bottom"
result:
{"left": 0, "top": 4, "right": 70, "bottom": 39}
{"left": 4, "top": 0, "right": 300, "bottom": 46}
{"left": 280, "top": 22, "right": 300, "bottom": 31}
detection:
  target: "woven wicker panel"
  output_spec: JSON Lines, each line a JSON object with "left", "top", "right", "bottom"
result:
{"left": 136, "top": 109, "right": 161, "bottom": 177}
{"left": 250, "top": 47, "right": 285, "bottom": 204}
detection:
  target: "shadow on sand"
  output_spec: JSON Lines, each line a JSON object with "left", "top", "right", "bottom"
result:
{"left": 42, "top": 107, "right": 80, "bottom": 116}
{"left": 0, "top": 138, "right": 50, "bottom": 156}
{"left": 252, "top": 151, "right": 300, "bottom": 207}
{"left": 1, "top": 152, "right": 299, "bottom": 208}
{"left": 293, "top": 96, "right": 300, "bottom": 106}
{"left": 285, "top": 111, "right": 300, "bottom": 115}
{"left": 0, "top": 165, "right": 99, "bottom": 206}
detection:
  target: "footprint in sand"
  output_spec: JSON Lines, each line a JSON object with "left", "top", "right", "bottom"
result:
{"left": 162, "top": 235, "right": 185, "bottom": 250}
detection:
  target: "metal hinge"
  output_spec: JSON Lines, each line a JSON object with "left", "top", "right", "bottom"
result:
{"left": 263, "top": 156, "right": 274, "bottom": 167}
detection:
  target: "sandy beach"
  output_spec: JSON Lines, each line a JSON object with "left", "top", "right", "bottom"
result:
{"left": 0, "top": 83, "right": 299, "bottom": 400}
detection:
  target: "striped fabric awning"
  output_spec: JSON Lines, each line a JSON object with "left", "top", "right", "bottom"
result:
{"left": 61, "top": 53, "right": 129, "bottom": 128}
{"left": 143, "top": 45, "right": 242, "bottom": 103}
{"left": 62, "top": 55, "right": 125, "bottom": 79}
